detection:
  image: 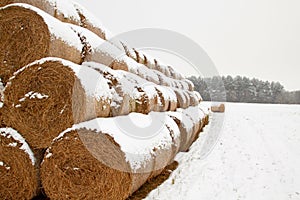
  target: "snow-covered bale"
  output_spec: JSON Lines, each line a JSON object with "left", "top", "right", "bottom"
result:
{"left": 173, "top": 89, "right": 190, "bottom": 109}
{"left": 178, "top": 106, "right": 206, "bottom": 143}
{"left": 167, "top": 112, "right": 193, "bottom": 152}
{"left": 167, "top": 106, "right": 207, "bottom": 152}
{"left": 155, "top": 85, "right": 177, "bottom": 112}
{"left": 0, "top": 3, "right": 83, "bottom": 84}
{"left": 41, "top": 113, "right": 176, "bottom": 200}
{"left": 187, "top": 91, "right": 199, "bottom": 106}
{"left": 0, "top": 128, "right": 38, "bottom": 199}
{"left": 2, "top": 58, "right": 112, "bottom": 148}
{"left": 0, "top": 0, "right": 108, "bottom": 39}
{"left": 211, "top": 103, "right": 225, "bottom": 113}
{"left": 194, "top": 91, "right": 203, "bottom": 103}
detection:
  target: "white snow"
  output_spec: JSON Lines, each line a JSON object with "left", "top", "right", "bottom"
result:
{"left": 0, "top": 128, "right": 36, "bottom": 165}
{"left": 21, "top": 91, "right": 49, "bottom": 100}
{"left": 144, "top": 103, "right": 300, "bottom": 200}
{"left": 1, "top": 3, "right": 83, "bottom": 52}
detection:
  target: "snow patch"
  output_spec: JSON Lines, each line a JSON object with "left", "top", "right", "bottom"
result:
{"left": 0, "top": 128, "right": 36, "bottom": 165}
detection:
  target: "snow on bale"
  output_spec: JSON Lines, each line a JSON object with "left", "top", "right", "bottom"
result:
{"left": 155, "top": 85, "right": 177, "bottom": 112}
{"left": 0, "top": 3, "right": 83, "bottom": 84}
{"left": 173, "top": 88, "right": 189, "bottom": 109}
{"left": 167, "top": 110, "right": 193, "bottom": 152}
{"left": 186, "top": 91, "right": 196, "bottom": 107}
{"left": 0, "top": 128, "right": 38, "bottom": 199}
{"left": 167, "top": 106, "right": 208, "bottom": 152}
{"left": 2, "top": 58, "right": 112, "bottom": 148}
{"left": 178, "top": 106, "right": 206, "bottom": 143}
{"left": 199, "top": 104, "right": 210, "bottom": 126}
{"left": 41, "top": 113, "right": 178, "bottom": 200}
{"left": 0, "top": 0, "right": 108, "bottom": 39}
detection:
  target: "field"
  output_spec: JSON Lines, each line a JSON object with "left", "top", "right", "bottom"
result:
{"left": 145, "top": 103, "right": 300, "bottom": 200}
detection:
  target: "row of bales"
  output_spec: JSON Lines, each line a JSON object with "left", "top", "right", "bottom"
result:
{"left": 0, "top": 1, "right": 209, "bottom": 199}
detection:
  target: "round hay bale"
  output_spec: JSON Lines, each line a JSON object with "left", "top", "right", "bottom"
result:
{"left": 0, "top": 3, "right": 83, "bottom": 84}
{"left": 167, "top": 110, "right": 194, "bottom": 152}
{"left": 184, "top": 79, "right": 195, "bottom": 91}
{"left": 194, "top": 91, "right": 203, "bottom": 103}
{"left": 182, "top": 90, "right": 191, "bottom": 107}
{"left": 42, "top": 114, "right": 175, "bottom": 199}
{"left": 148, "top": 114, "right": 181, "bottom": 179}
{"left": 0, "top": 128, "right": 38, "bottom": 199}
{"left": 173, "top": 88, "right": 189, "bottom": 109}
{"left": 2, "top": 58, "right": 112, "bottom": 148}
{"left": 155, "top": 86, "right": 177, "bottom": 112}
{"left": 211, "top": 103, "right": 225, "bottom": 113}
{"left": 187, "top": 91, "right": 199, "bottom": 106}
{"left": 180, "top": 106, "right": 206, "bottom": 142}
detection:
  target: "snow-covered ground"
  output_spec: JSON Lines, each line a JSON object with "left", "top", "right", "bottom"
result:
{"left": 145, "top": 103, "right": 300, "bottom": 200}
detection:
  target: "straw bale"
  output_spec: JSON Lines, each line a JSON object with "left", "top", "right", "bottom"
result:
{"left": 42, "top": 113, "right": 175, "bottom": 199}
{"left": 0, "top": 4, "right": 82, "bottom": 84}
{"left": 2, "top": 58, "right": 112, "bottom": 148}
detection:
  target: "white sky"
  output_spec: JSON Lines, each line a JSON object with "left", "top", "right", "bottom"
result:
{"left": 73, "top": 0, "right": 300, "bottom": 91}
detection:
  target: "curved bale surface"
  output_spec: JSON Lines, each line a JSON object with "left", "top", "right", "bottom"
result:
{"left": 0, "top": 128, "right": 38, "bottom": 199}
{"left": 2, "top": 58, "right": 112, "bottom": 148}
{"left": 41, "top": 113, "right": 175, "bottom": 200}
{"left": 0, "top": 3, "right": 83, "bottom": 84}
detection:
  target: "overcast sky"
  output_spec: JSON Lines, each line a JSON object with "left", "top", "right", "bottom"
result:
{"left": 73, "top": 0, "right": 300, "bottom": 91}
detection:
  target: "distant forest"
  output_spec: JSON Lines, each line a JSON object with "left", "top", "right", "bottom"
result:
{"left": 188, "top": 75, "right": 300, "bottom": 104}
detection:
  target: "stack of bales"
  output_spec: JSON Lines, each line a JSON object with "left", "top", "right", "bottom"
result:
{"left": 0, "top": 1, "right": 209, "bottom": 199}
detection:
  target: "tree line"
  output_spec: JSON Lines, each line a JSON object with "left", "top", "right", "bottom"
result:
{"left": 188, "top": 75, "right": 300, "bottom": 104}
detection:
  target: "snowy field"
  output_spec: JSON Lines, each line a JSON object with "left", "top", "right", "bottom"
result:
{"left": 145, "top": 103, "right": 300, "bottom": 200}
